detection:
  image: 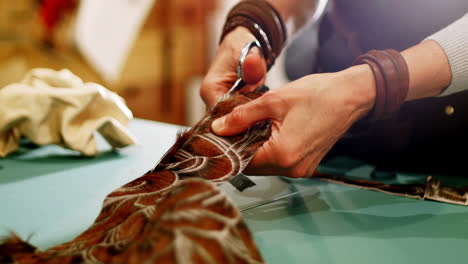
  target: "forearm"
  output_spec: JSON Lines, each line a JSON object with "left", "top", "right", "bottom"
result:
{"left": 348, "top": 14, "right": 467, "bottom": 115}
{"left": 401, "top": 40, "right": 451, "bottom": 101}
{"left": 396, "top": 13, "right": 468, "bottom": 101}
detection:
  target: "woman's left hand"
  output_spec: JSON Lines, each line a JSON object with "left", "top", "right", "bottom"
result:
{"left": 211, "top": 65, "right": 376, "bottom": 177}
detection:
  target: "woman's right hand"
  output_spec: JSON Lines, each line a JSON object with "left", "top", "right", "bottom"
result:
{"left": 200, "top": 27, "right": 267, "bottom": 108}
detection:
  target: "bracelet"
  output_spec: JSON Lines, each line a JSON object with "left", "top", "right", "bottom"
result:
{"left": 353, "top": 49, "right": 410, "bottom": 120}
{"left": 220, "top": 0, "right": 287, "bottom": 70}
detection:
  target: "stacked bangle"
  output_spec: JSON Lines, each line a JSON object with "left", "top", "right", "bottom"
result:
{"left": 220, "top": 0, "right": 287, "bottom": 70}
{"left": 353, "top": 49, "right": 410, "bottom": 120}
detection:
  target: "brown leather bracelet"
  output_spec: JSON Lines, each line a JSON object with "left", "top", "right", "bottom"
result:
{"left": 220, "top": 0, "right": 287, "bottom": 70}
{"left": 382, "top": 49, "right": 410, "bottom": 105}
{"left": 353, "top": 49, "right": 410, "bottom": 120}
{"left": 361, "top": 58, "right": 387, "bottom": 119}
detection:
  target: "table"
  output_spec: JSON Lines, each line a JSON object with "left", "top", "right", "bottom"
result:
{"left": 1, "top": 119, "right": 468, "bottom": 263}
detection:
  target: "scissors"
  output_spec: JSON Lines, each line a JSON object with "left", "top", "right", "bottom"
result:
{"left": 227, "top": 40, "right": 263, "bottom": 94}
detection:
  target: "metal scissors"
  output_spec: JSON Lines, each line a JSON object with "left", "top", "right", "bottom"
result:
{"left": 227, "top": 40, "right": 262, "bottom": 94}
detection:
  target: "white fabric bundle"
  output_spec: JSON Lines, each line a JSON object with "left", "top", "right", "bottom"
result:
{"left": 0, "top": 68, "right": 138, "bottom": 157}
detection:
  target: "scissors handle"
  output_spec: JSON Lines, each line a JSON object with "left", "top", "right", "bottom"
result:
{"left": 237, "top": 40, "right": 262, "bottom": 77}
{"left": 228, "top": 40, "right": 262, "bottom": 94}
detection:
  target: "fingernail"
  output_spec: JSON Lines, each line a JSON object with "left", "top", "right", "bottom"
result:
{"left": 250, "top": 47, "right": 260, "bottom": 55}
{"left": 211, "top": 117, "right": 225, "bottom": 133}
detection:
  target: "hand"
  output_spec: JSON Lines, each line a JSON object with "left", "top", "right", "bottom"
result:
{"left": 211, "top": 65, "right": 376, "bottom": 178}
{"left": 200, "top": 27, "right": 267, "bottom": 108}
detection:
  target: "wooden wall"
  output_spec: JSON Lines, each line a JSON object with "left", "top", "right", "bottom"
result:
{"left": 0, "top": 0, "right": 219, "bottom": 126}
{"left": 116, "top": 0, "right": 218, "bottom": 125}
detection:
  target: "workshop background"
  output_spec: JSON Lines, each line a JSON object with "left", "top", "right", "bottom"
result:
{"left": 0, "top": 0, "right": 289, "bottom": 126}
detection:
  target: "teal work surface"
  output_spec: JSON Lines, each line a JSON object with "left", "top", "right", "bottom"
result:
{"left": 1, "top": 119, "right": 468, "bottom": 263}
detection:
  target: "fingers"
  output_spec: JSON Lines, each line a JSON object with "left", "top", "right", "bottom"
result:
{"left": 200, "top": 85, "right": 226, "bottom": 109}
{"left": 200, "top": 41, "right": 266, "bottom": 108}
{"left": 200, "top": 51, "right": 265, "bottom": 109}
{"left": 244, "top": 126, "right": 325, "bottom": 178}
{"left": 211, "top": 93, "right": 277, "bottom": 136}
{"left": 241, "top": 49, "right": 267, "bottom": 85}
{"left": 245, "top": 149, "right": 321, "bottom": 178}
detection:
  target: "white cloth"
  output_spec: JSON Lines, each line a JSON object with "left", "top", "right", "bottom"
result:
{"left": 0, "top": 68, "right": 138, "bottom": 157}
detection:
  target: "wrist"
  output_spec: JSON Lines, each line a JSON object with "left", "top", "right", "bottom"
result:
{"left": 222, "top": 27, "right": 257, "bottom": 46}
{"left": 352, "top": 49, "right": 410, "bottom": 120}
{"left": 338, "top": 65, "right": 377, "bottom": 120}
{"left": 220, "top": 0, "right": 287, "bottom": 69}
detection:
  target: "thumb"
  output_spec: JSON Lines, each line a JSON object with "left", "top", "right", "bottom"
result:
{"left": 211, "top": 95, "right": 272, "bottom": 136}
{"left": 241, "top": 49, "right": 267, "bottom": 84}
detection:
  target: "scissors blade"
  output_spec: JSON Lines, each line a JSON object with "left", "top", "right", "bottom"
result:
{"left": 240, "top": 191, "right": 300, "bottom": 212}
{"left": 227, "top": 78, "right": 246, "bottom": 94}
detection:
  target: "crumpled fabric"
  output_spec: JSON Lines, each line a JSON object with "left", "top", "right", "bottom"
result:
{"left": 0, "top": 68, "right": 138, "bottom": 157}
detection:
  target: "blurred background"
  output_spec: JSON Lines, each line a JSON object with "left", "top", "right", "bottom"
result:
{"left": 0, "top": 0, "right": 292, "bottom": 126}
